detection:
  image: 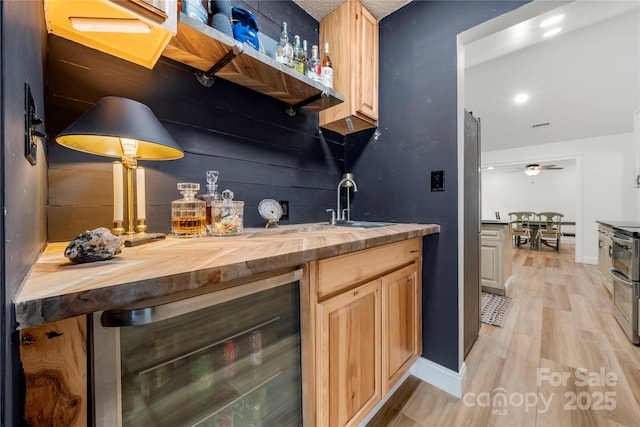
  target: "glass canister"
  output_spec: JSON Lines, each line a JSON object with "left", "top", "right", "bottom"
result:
{"left": 211, "top": 189, "right": 244, "bottom": 236}
{"left": 171, "top": 183, "right": 206, "bottom": 237}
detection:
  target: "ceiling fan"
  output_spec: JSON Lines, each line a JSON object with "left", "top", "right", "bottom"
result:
{"left": 524, "top": 163, "right": 563, "bottom": 176}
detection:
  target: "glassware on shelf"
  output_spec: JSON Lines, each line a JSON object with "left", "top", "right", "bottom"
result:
{"left": 321, "top": 42, "right": 333, "bottom": 89}
{"left": 307, "top": 44, "right": 321, "bottom": 83}
{"left": 171, "top": 183, "right": 206, "bottom": 238}
{"left": 275, "top": 22, "right": 294, "bottom": 67}
{"left": 211, "top": 190, "right": 244, "bottom": 236}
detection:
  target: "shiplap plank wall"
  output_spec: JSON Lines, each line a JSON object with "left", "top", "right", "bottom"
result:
{"left": 46, "top": 1, "right": 344, "bottom": 242}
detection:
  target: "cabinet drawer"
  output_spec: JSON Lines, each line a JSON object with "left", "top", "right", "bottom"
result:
{"left": 316, "top": 238, "right": 421, "bottom": 298}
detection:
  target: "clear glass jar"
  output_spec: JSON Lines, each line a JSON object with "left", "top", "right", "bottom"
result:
{"left": 171, "top": 183, "right": 206, "bottom": 238}
{"left": 211, "top": 189, "right": 244, "bottom": 236}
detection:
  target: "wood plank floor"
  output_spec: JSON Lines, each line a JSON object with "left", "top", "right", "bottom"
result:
{"left": 368, "top": 244, "right": 640, "bottom": 426}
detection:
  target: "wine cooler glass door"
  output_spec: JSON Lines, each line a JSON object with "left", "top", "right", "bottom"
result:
{"left": 93, "top": 269, "right": 303, "bottom": 427}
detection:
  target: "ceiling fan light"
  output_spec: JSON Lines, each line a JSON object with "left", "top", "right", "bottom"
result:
{"left": 525, "top": 164, "right": 540, "bottom": 176}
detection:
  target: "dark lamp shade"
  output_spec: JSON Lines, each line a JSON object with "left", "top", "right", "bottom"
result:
{"left": 55, "top": 97, "right": 184, "bottom": 160}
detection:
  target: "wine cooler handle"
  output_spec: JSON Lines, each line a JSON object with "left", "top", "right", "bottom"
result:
{"left": 101, "top": 268, "right": 303, "bottom": 327}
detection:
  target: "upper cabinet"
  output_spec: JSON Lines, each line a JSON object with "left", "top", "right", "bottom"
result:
{"left": 44, "top": 0, "right": 177, "bottom": 69}
{"left": 320, "top": 0, "right": 379, "bottom": 135}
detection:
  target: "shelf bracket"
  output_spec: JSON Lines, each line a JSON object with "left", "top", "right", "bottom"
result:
{"left": 196, "top": 44, "right": 244, "bottom": 87}
{"left": 285, "top": 91, "right": 329, "bottom": 117}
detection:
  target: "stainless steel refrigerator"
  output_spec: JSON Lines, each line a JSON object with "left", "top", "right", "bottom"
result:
{"left": 463, "top": 110, "right": 481, "bottom": 357}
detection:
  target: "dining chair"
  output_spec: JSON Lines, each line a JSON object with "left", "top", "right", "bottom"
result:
{"left": 508, "top": 211, "right": 535, "bottom": 248}
{"left": 536, "top": 212, "right": 564, "bottom": 251}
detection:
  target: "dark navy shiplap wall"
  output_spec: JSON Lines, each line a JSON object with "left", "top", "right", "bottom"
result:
{"left": 2, "top": 0, "right": 48, "bottom": 423}
{"left": 349, "top": 1, "right": 528, "bottom": 371}
{"left": 46, "top": 1, "right": 344, "bottom": 242}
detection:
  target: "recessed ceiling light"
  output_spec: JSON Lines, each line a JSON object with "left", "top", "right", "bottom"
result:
{"left": 514, "top": 93, "right": 529, "bottom": 104}
{"left": 540, "top": 15, "right": 564, "bottom": 28}
{"left": 543, "top": 27, "right": 562, "bottom": 38}
{"left": 487, "top": 166, "right": 494, "bottom": 170}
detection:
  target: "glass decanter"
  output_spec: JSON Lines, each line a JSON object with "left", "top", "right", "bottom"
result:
{"left": 198, "top": 170, "right": 221, "bottom": 234}
{"left": 171, "top": 183, "right": 206, "bottom": 237}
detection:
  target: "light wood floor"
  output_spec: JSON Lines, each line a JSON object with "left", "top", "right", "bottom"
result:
{"left": 368, "top": 244, "right": 640, "bottom": 426}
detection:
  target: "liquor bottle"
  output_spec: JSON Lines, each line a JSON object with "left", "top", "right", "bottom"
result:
{"left": 298, "top": 40, "right": 309, "bottom": 75}
{"left": 292, "top": 35, "right": 303, "bottom": 74}
{"left": 275, "top": 22, "right": 294, "bottom": 68}
{"left": 321, "top": 42, "right": 333, "bottom": 89}
{"left": 307, "top": 45, "right": 321, "bottom": 83}
{"left": 171, "top": 183, "right": 206, "bottom": 237}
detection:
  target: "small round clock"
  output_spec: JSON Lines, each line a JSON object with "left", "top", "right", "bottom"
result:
{"left": 258, "top": 199, "right": 283, "bottom": 228}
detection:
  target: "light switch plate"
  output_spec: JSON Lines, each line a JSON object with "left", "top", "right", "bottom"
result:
{"left": 431, "top": 170, "right": 444, "bottom": 192}
{"left": 279, "top": 200, "right": 289, "bottom": 220}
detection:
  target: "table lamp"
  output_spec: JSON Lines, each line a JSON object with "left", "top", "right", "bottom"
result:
{"left": 56, "top": 96, "right": 184, "bottom": 246}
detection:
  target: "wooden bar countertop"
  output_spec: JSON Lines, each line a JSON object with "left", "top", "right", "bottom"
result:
{"left": 15, "top": 222, "right": 439, "bottom": 329}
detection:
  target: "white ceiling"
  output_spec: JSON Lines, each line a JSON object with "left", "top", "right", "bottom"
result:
{"left": 292, "top": 0, "right": 410, "bottom": 20}
{"left": 293, "top": 1, "right": 640, "bottom": 154}
{"left": 465, "top": 1, "right": 640, "bottom": 152}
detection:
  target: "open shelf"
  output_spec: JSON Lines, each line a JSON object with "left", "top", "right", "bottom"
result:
{"left": 162, "top": 13, "right": 344, "bottom": 113}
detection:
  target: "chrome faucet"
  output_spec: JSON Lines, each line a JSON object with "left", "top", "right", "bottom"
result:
{"left": 336, "top": 175, "right": 358, "bottom": 222}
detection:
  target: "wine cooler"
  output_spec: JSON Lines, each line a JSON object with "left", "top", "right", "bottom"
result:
{"left": 92, "top": 269, "right": 303, "bottom": 427}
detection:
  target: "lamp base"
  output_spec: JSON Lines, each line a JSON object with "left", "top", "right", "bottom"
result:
{"left": 124, "top": 232, "right": 166, "bottom": 247}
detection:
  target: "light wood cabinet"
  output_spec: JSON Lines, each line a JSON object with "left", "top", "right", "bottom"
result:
{"left": 382, "top": 262, "right": 420, "bottom": 394}
{"left": 310, "top": 238, "right": 422, "bottom": 426}
{"left": 317, "top": 280, "right": 381, "bottom": 427}
{"left": 44, "top": 0, "right": 177, "bottom": 69}
{"left": 598, "top": 224, "right": 614, "bottom": 294}
{"left": 481, "top": 222, "right": 512, "bottom": 295}
{"left": 319, "top": 0, "right": 379, "bottom": 134}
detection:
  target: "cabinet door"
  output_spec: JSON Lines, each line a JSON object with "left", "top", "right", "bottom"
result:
{"left": 355, "top": 1, "right": 378, "bottom": 121}
{"left": 481, "top": 240, "right": 502, "bottom": 293}
{"left": 382, "top": 262, "right": 420, "bottom": 394}
{"left": 317, "top": 280, "right": 381, "bottom": 427}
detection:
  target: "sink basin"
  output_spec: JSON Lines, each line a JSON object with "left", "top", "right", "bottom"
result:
{"left": 333, "top": 221, "right": 393, "bottom": 229}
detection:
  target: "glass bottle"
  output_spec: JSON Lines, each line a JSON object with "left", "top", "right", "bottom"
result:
{"left": 198, "top": 170, "right": 221, "bottom": 234}
{"left": 321, "top": 42, "right": 333, "bottom": 89}
{"left": 275, "top": 22, "right": 294, "bottom": 68}
{"left": 298, "top": 39, "right": 309, "bottom": 75}
{"left": 292, "top": 35, "right": 303, "bottom": 73}
{"left": 171, "top": 183, "right": 206, "bottom": 237}
{"left": 307, "top": 45, "right": 321, "bottom": 83}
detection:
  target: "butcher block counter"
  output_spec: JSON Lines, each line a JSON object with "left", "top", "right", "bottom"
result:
{"left": 15, "top": 222, "right": 439, "bottom": 329}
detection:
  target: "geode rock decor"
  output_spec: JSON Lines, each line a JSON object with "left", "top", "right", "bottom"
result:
{"left": 64, "top": 227, "right": 125, "bottom": 264}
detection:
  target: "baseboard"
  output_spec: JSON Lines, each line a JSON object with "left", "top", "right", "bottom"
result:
{"left": 410, "top": 357, "right": 466, "bottom": 398}
{"left": 357, "top": 370, "right": 412, "bottom": 426}
{"left": 582, "top": 255, "right": 597, "bottom": 265}
{"left": 357, "top": 358, "right": 466, "bottom": 425}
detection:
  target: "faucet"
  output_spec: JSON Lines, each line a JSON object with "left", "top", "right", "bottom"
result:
{"left": 336, "top": 175, "right": 358, "bottom": 222}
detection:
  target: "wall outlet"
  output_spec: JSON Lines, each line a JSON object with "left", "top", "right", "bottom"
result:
{"left": 431, "top": 170, "right": 445, "bottom": 192}
{"left": 279, "top": 200, "right": 289, "bottom": 220}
